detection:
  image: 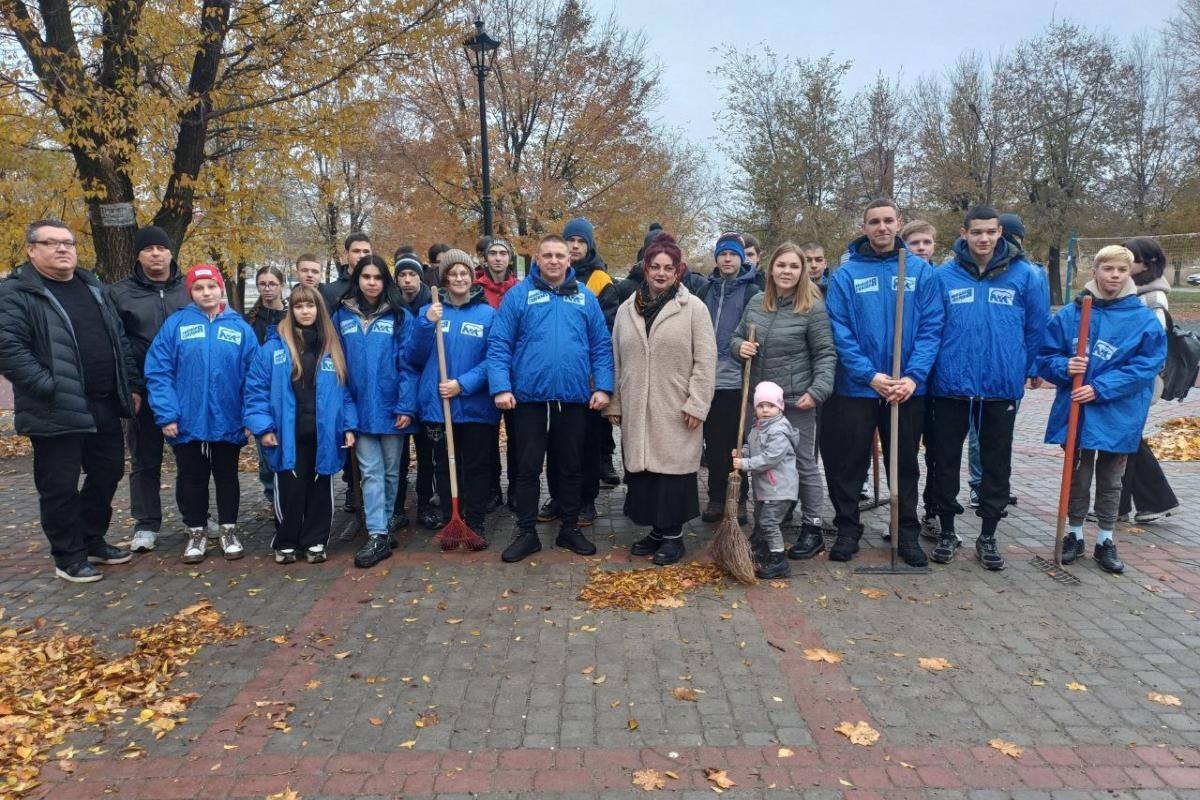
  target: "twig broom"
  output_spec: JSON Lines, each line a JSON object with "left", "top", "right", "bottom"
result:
{"left": 709, "top": 325, "right": 757, "bottom": 584}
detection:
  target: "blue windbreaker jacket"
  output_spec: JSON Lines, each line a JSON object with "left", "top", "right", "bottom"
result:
{"left": 1037, "top": 286, "right": 1167, "bottom": 453}
{"left": 931, "top": 238, "right": 1051, "bottom": 400}
{"left": 406, "top": 288, "right": 500, "bottom": 425}
{"left": 332, "top": 300, "right": 417, "bottom": 435}
{"left": 486, "top": 265, "right": 615, "bottom": 404}
{"left": 144, "top": 303, "right": 259, "bottom": 445}
{"left": 242, "top": 331, "right": 359, "bottom": 475}
{"left": 825, "top": 237, "right": 945, "bottom": 398}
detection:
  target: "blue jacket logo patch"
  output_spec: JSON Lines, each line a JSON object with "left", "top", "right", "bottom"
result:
{"left": 217, "top": 326, "right": 242, "bottom": 345}
{"left": 373, "top": 319, "right": 394, "bottom": 334}
{"left": 439, "top": 320, "right": 451, "bottom": 333}
{"left": 320, "top": 358, "right": 336, "bottom": 372}
{"left": 180, "top": 323, "right": 205, "bottom": 341}
{"left": 1093, "top": 340, "right": 1117, "bottom": 360}
{"left": 988, "top": 288, "right": 1015, "bottom": 306}
{"left": 460, "top": 321, "right": 484, "bottom": 338}
{"left": 563, "top": 293, "right": 585, "bottom": 306}
{"left": 949, "top": 287, "right": 974, "bottom": 304}
{"left": 527, "top": 290, "right": 550, "bottom": 305}
{"left": 890, "top": 275, "right": 917, "bottom": 292}
{"left": 340, "top": 318, "right": 356, "bottom": 335}
{"left": 273, "top": 349, "right": 287, "bottom": 364}
{"left": 854, "top": 276, "right": 879, "bottom": 294}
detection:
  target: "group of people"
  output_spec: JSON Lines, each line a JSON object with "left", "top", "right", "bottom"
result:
{"left": 0, "top": 200, "right": 1175, "bottom": 585}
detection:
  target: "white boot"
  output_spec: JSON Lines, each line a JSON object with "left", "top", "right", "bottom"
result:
{"left": 219, "top": 524, "right": 244, "bottom": 560}
{"left": 181, "top": 528, "right": 206, "bottom": 563}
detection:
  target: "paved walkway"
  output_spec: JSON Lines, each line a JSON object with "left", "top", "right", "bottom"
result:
{"left": 2, "top": 387, "right": 1199, "bottom": 799}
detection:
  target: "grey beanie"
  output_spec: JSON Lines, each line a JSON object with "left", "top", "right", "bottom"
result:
{"left": 437, "top": 248, "right": 475, "bottom": 282}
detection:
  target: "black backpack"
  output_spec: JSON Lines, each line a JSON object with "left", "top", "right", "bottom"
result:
{"left": 1149, "top": 304, "right": 1200, "bottom": 401}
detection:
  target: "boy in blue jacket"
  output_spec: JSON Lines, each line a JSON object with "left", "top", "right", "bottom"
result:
{"left": 926, "top": 206, "right": 1050, "bottom": 570}
{"left": 144, "top": 265, "right": 258, "bottom": 563}
{"left": 1037, "top": 245, "right": 1166, "bottom": 573}
{"left": 821, "top": 199, "right": 945, "bottom": 566}
{"left": 487, "top": 235, "right": 615, "bottom": 563}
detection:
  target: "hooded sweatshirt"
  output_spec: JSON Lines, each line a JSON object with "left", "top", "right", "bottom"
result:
{"left": 931, "top": 237, "right": 1050, "bottom": 400}
{"left": 1037, "top": 280, "right": 1167, "bottom": 453}
{"left": 699, "top": 262, "right": 762, "bottom": 390}
{"left": 475, "top": 265, "right": 518, "bottom": 309}
{"left": 564, "top": 218, "right": 620, "bottom": 330}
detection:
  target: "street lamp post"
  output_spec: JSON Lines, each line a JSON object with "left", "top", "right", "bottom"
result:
{"left": 462, "top": 16, "right": 501, "bottom": 236}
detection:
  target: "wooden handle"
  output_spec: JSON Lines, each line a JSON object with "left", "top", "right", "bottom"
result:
{"left": 432, "top": 287, "right": 460, "bottom": 502}
{"left": 892, "top": 249, "right": 906, "bottom": 381}
{"left": 888, "top": 251, "right": 906, "bottom": 558}
{"left": 1054, "top": 294, "right": 1093, "bottom": 563}
{"left": 736, "top": 325, "right": 756, "bottom": 448}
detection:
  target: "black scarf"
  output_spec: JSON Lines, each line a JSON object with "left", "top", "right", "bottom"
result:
{"left": 297, "top": 326, "right": 321, "bottom": 389}
{"left": 634, "top": 282, "right": 677, "bottom": 335}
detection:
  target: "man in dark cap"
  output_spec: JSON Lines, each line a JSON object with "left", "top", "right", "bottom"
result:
{"left": 108, "top": 225, "right": 190, "bottom": 554}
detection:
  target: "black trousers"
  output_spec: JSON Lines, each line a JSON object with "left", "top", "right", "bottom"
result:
{"left": 173, "top": 441, "right": 241, "bottom": 528}
{"left": 125, "top": 400, "right": 166, "bottom": 532}
{"left": 512, "top": 402, "right": 588, "bottom": 533}
{"left": 397, "top": 426, "right": 435, "bottom": 513}
{"left": 601, "top": 416, "right": 616, "bottom": 459}
{"left": 1119, "top": 438, "right": 1178, "bottom": 516}
{"left": 427, "top": 422, "right": 496, "bottom": 531}
{"left": 31, "top": 398, "right": 125, "bottom": 568}
{"left": 489, "top": 410, "right": 518, "bottom": 499}
{"left": 820, "top": 394, "right": 924, "bottom": 542}
{"left": 921, "top": 396, "right": 938, "bottom": 518}
{"left": 928, "top": 397, "right": 1016, "bottom": 526}
{"left": 272, "top": 432, "right": 333, "bottom": 551}
{"left": 547, "top": 408, "right": 604, "bottom": 505}
{"left": 702, "top": 388, "right": 750, "bottom": 505}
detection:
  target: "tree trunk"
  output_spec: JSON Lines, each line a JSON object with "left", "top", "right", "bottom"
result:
{"left": 1048, "top": 243, "right": 1063, "bottom": 305}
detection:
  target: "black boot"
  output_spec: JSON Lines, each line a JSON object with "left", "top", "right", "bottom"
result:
{"left": 755, "top": 550, "right": 791, "bottom": 579}
{"left": 484, "top": 493, "right": 503, "bottom": 513}
{"left": 653, "top": 537, "right": 685, "bottom": 566}
{"left": 555, "top": 526, "right": 597, "bottom": 556}
{"left": 354, "top": 535, "right": 392, "bottom": 569}
{"left": 1060, "top": 534, "right": 1085, "bottom": 565}
{"left": 975, "top": 535, "right": 1005, "bottom": 571}
{"left": 630, "top": 532, "right": 664, "bottom": 556}
{"left": 931, "top": 530, "right": 960, "bottom": 564}
{"left": 501, "top": 531, "right": 541, "bottom": 563}
{"left": 787, "top": 524, "right": 825, "bottom": 560}
{"left": 828, "top": 533, "right": 860, "bottom": 562}
{"left": 1093, "top": 540, "right": 1124, "bottom": 573}
{"left": 898, "top": 537, "right": 929, "bottom": 567}
{"left": 600, "top": 457, "right": 620, "bottom": 486}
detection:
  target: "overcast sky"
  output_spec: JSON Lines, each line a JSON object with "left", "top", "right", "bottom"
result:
{"left": 608, "top": 0, "right": 1179, "bottom": 152}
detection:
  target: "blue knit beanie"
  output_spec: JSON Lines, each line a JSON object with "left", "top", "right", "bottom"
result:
{"left": 562, "top": 218, "right": 595, "bottom": 252}
{"left": 715, "top": 232, "right": 746, "bottom": 263}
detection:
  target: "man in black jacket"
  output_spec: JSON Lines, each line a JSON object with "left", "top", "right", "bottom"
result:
{"left": 319, "top": 232, "right": 371, "bottom": 311}
{"left": 108, "top": 226, "right": 190, "bottom": 554}
{"left": 0, "top": 219, "right": 139, "bottom": 582}
{"left": 393, "top": 255, "right": 439, "bottom": 529}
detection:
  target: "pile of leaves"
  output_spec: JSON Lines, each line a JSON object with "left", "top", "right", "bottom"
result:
{"left": 0, "top": 436, "right": 31, "bottom": 459}
{"left": 237, "top": 445, "right": 258, "bottom": 473}
{"left": 0, "top": 601, "right": 245, "bottom": 797}
{"left": 1147, "top": 417, "right": 1200, "bottom": 461}
{"left": 578, "top": 563, "right": 727, "bottom": 612}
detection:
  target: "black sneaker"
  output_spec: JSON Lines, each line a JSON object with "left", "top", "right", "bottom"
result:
{"left": 537, "top": 499, "right": 562, "bottom": 523}
{"left": 578, "top": 502, "right": 597, "bottom": 527}
{"left": 652, "top": 537, "right": 685, "bottom": 566}
{"left": 418, "top": 507, "right": 443, "bottom": 530}
{"left": 87, "top": 542, "right": 132, "bottom": 565}
{"left": 828, "top": 534, "right": 860, "bottom": 562}
{"left": 898, "top": 540, "right": 929, "bottom": 567}
{"left": 343, "top": 488, "right": 359, "bottom": 513}
{"left": 484, "top": 493, "right": 503, "bottom": 513}
{"left": 755, "top": 550, "right": 790, "bottom": 579}
{"left": 354, "top": 535, "right": 392, "bottom": 568}
{"left": 1093, "top": 540, "right": 1124, "bottom": 573}
{"left": 389, "top": 511, "right": 410, "bottom": 532}
{"left": 975, "top": 535, "right": 1005, "bottom": 571}
{"left": 501, "top": 531, "right": 541, "bottom": 563}
{"left": 969, "top": 487, "right": 980, "bottom": 508}
{"left": 1060, "top": 534, "right": 1085, "bottom": 565}
{"left": 555, "top": 526, "right": 597, "bottom": 555}
{"left": 630, "top": 532, "right": 664, "bottom": 556}
{"left": 787, "top": 524, "right": 825, "bottom": 560}
{"left": 55, "top": 561, "right": 102, "bottom": 583}
{"left": 920, "top": 515, "right": 941, "bottom": 541}
{"left": 600, "top": 458, "right": 621, "bottom": 486}
{"left": 931, "top": 530, "right": 960, "bottom": 564}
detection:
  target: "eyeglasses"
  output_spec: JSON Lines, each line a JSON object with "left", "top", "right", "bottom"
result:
{"left": 32, "top": 239, "right": 76, "bottom": 249}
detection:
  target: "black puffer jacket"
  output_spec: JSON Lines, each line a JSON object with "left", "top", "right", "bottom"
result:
{"left": 0, "top": 264, "right": 137, "bottom": 436}
{"left": 108, "top": 259, "right": 189, "bottom": 374}
{"left": 246, "top": 302, "right": 288, "bottom": 344}
{"left": 319, "top": 263, "right": 352, "bottom": 310}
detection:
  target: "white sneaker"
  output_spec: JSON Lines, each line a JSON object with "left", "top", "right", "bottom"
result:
{"left": 275, "top": 549, "right": 296, "bottom": 564}
{"left": 219, "top": 525, "right": 244, "bottom": 560}
{"left": 305, "top": 544, "right": 327, "bottom": 564}
{"left": 181, "top": 528, "right": 206, "bottom": 563}
{"left": 130, "top": 529, "right": 157, "bottom": 553}
{"left": 206, "top": 517, "right": 220, "bottom": 546}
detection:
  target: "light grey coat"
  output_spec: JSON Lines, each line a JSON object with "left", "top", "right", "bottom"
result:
{"left": 741, "top": 412, "right": 800, "bottom": 502}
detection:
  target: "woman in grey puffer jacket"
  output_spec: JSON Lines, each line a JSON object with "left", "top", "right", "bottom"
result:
{"left": 730, "top": 242, "right": 837, "bottom": 559}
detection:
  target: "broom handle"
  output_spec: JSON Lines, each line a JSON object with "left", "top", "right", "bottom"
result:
{"left": 735, "top": 325, "right": 757, "bottom": 448}
{"left": 432, "top": 287, "right": 460, "bottom": 505}
{"left": 889, "top": 250, "right": 906, "bottom": 561}
{"left": 1054, "top": 294, "right": 1093, "bottom": 566}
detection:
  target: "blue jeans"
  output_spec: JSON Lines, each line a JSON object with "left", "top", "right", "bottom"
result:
{"left": 355, "top": 433, "right": 403, "bottom": 534}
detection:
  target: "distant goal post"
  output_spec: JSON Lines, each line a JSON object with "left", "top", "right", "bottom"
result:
{"left": 1067, "top": 232, "right": 1200, "bottom": 294}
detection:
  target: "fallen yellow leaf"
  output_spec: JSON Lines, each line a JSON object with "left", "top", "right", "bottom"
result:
{"left": 333, "top": 651, "right": 351, "bottom": 660}
{"left": 632, "top": 768, "right": 665, "bottom": 790}
{"left": 368, "top": 717, "right": 383, "bottom": 726}
{"left": 989, "top": 739, "right": 1024, "bottom": 759}
{"left": 860, "top": 587, "right": 888, "bottom": 599}
{"left": 672, "top": 686, "right": 698, "bottom": 702}
{"left": 777, "top": 747, "right": 794, "bottom": 758}
{"left": 918, "top": 657, "right": 955, "bottom": 671}
{"left": 803, "top": 647, "right": 843, "bottom": 664}
{"left": 1148, "top": 691, "right": 1182, "bottom": 706}
{"left": 1066, "top": 681, "right": 1088, "bottom": 692}
{"left": 705, "top": 767, "right": 737, "bottom": 789}
{"left": 398, "top": 739, "right": 416, "bottom": 749}
{"left": 834, "top": 720, "right": 880, "bottom": 746}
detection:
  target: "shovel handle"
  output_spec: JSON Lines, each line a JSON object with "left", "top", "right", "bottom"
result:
{"left": 1054, "top": 294, "right": 1093, "bottom": 565}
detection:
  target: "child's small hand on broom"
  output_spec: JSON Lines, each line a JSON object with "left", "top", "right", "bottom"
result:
{"left": 731, "top": 450, "right": 744, "bottom": 470}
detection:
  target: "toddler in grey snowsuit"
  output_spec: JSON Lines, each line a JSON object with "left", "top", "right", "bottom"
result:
{"left": 734, "top": 381, "right": 800, "bottom": 579}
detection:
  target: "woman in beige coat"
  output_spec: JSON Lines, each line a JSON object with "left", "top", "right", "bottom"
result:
{"left": 607, "top": 234, "right": 716, "bottom": 565}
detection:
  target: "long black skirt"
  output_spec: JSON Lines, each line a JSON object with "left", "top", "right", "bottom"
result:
{"left": 623, "top": 471, "right": 700, "bottom": 529}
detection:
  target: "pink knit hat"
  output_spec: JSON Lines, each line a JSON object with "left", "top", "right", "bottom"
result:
{"left": 753, "top": 381, "right": 785, "bottom": 411}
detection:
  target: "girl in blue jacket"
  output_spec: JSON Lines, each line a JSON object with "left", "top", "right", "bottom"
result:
{"left": 1037, "top": 246, "right": 1166, "bottom": 574}
{"left": 331, "top": 255, "right": 416, "bottom": 568}
{"left": 405, "top": 250, "right": 499, "bottom": 546}
{"left": 243, "top": 285, "right": 357, "bottom": 564}
{"left": 144, "top": 265, "right": 258, "bottom": 564}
